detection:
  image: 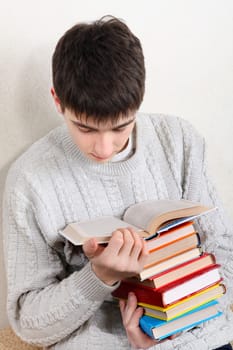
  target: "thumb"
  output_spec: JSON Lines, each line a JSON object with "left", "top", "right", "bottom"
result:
{"left": 83, "top": 238, "right": 99, "bottom": 259}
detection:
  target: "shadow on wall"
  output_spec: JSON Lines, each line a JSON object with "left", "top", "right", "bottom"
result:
{"left": 15, "top": 44, "right": 63, "bottom": 143}
{"left": 0, "top": 43, "right": 63, "bottom": 328}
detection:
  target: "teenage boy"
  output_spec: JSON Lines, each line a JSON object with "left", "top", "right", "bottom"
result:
{"left": 3, "top": 16, "right": 233, "bottom": 350}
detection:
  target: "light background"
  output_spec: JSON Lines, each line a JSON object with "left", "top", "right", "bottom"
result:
{"left": 0, "top": 0, "right": 233, "bottom": 328}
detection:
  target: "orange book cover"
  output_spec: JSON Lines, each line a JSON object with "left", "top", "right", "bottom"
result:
{"left": 146, "top": 221, "right": 196, "bottom": 253}
{"left": 144, "top": 232, "right": 201, "bottom": 268}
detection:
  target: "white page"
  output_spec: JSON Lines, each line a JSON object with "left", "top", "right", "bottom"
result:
{"left": 164, "top": 268, "right": 220, "bottom": 304}
{"left": 124, "top": 199, "right": 204, "bottom": 231}
{"left": 70, "top": 216, "right": 140, "bottom": 236}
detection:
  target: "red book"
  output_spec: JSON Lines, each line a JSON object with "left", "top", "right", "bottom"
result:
{"left": 128, "top": 252, "right": 215, "bottom": 289}
{"left": 112, "top": 264, "right": 221, "bottom": 308}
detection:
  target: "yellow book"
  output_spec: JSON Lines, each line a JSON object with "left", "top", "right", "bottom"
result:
{"left": 139, "top": 283, "right": 225, "bottom": 321}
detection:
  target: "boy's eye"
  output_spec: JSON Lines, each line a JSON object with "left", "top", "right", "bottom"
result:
{"left": 78, "top": 127, "right": 94, "bottom": 133}
{"left": 71, "top": 120, "right": 129, "bottom": 133}
{"left": 113, "top": 127, "right": 126, "bottom": 133}
{"left": 72, "top": 122, "right": 95, "bottom": 133}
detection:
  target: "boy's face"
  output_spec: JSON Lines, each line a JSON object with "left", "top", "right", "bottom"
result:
{"left": 63, "top": 109, "right": 136, "bottom": 163}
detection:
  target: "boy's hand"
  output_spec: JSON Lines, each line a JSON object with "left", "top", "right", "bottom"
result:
{"left": 119, "top": 292, "right": 180, "bottom": 349}
{"left": 83, "top": 227, "right": 148, "bottom": 286}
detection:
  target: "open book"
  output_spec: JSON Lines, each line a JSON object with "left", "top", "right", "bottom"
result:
{"left": 59, "top": 199, "right": 216, "bottom": 246}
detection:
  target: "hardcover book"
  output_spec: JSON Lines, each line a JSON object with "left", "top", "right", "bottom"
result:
{"left": 112, "top": 264, "right": 222, "bottom": 307}
{"left": 145, "top": 221, "right": 196, "bottom": 252}
{"left": 140, "top": 283, "right": 225, "bottom": 320}
{"left": 144, "top": 232, "right": 200, "bottom": 268}
{"left": 139, "top": 300, "right": 222, "bottom": 340}
{"left": 139, "top": 247, "right": 202, "bottom": 281}
{"left": 128, "top": 252, "right": 216, "bottom": 288}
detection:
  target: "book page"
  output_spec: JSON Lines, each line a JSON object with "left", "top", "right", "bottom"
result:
{"left": 123, "top": 199, "right": 211, "bottom": 234}
{"left": 164, "top": 267, "right": 220, "bottom": 305}
{"left": 60, "top": 216, "right": 142, "bottom": 245}
{"left": 71, "top": 216, "right": 140, "bottom": 236}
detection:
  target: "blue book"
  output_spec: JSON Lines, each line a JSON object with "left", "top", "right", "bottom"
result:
{"left": 139, "top": 300, "right": 222, "bottom": 340}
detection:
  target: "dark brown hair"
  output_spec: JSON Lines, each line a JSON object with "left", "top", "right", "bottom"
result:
{"left": 52, "top": 15, "right": 145, "bottom": 122}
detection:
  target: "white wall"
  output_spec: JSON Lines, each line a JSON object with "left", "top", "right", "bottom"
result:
{"left": 0, "top": 0, "right": 232, "bottom": 328}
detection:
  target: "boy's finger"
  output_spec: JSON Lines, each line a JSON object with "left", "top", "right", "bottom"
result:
{"left": 106, "top": 230, "right": 124, "bottom": 255}
{"left": 83, "top": 238, "right": 98, "bottom": 258}
{"left": 127, "top": 228, "right": 144, "bottom": 259}
{"left": 117, "top": 228, "right": 135, "bottom": 256}
{"left": 122, "top": 292, "right": 139, "bottom": 325}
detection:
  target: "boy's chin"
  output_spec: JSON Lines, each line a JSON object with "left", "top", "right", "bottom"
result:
{"left": 88, "top": 153, "right": 112, "bottom": 163}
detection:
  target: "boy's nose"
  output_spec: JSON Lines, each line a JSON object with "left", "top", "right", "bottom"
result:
{"left": 93, "top": 133, "right": 115, "bottom": 159}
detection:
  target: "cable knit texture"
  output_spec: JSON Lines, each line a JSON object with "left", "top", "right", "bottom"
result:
{"left": 2, "top": 113, "right": 233, "bottom": 349}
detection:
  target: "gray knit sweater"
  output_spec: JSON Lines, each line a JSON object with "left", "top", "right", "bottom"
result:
{"left": 3, "top": 114, "right": 233, "bottom": 350}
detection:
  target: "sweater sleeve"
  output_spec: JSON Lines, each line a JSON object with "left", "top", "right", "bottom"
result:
{"left": 2, "top": 185, "right": 119, "bottom": 347}
{"left": 180, "top": 118, "right": 233, "bottom": 303}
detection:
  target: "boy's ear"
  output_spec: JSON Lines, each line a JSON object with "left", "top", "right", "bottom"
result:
{"left": 51, "top": 87, "right": 63, "bottom": 114}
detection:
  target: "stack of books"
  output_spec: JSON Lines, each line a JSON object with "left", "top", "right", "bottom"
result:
{"left": 111, "top": 202, "right": 225, "bottom": 340}
{"left": 59, "top": 198, "right": 225, "bottom": 341}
